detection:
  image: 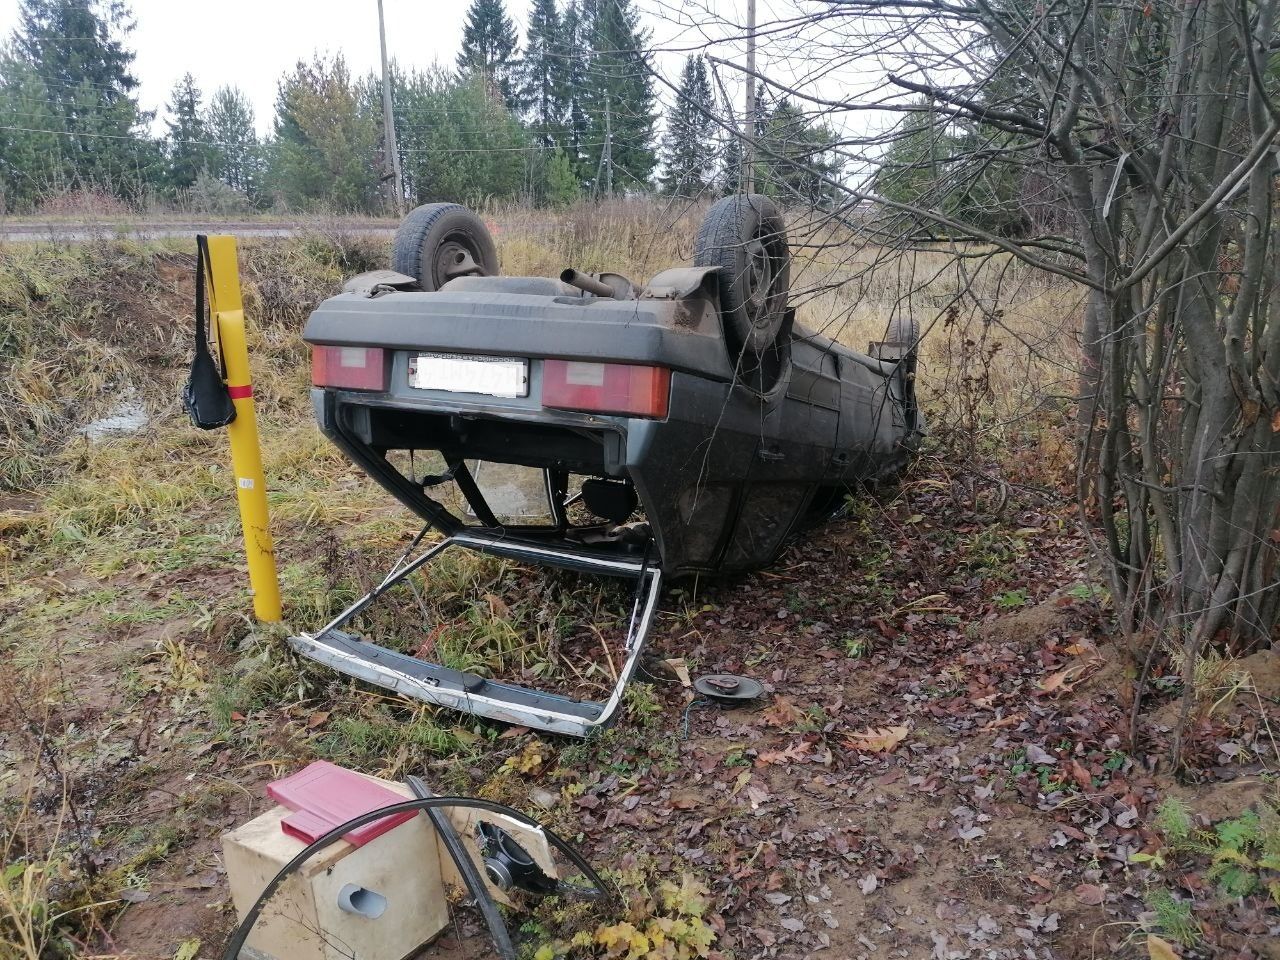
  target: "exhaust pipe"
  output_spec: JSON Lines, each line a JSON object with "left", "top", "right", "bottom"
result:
{"left": 560, "top": 269, "right": 615, "bottom": 298}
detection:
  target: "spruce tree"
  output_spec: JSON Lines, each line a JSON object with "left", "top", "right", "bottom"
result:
{"left": 755, "top": 98, "right": 842, "bottom": 204}
{"left": 456, "top": 0, "right": 520, "bottom": 105}
{"left": 163, "top": 73, "right": 212, "bottom": 190}
{"left": 579, "top": 0, "right": 656, "bottom": 194}
{"left": 720, "top": 133, "right": 742, "bottom": 195}
{"left": 8, "top": 0, "right": 154, "bottom": 196}
{"left": 659, "top": 55, "right": 716, "bottom": 197}
{"left": 560, "top": 0, "right": 590, "bottom": 176}
{"left": 517, "top": 0, "right": 565, "bottom": 147}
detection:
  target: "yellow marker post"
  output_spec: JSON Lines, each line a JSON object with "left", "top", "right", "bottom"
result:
{"left": 205, "top": 235, "right": 283, "bottom": 623}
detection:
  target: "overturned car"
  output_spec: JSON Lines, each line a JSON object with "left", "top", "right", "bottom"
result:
{"left": 292, "top": 197, "right": 922, "bottom": 735}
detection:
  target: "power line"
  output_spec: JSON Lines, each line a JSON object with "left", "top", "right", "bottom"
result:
{"left": 0, "top": 122, "right": 608, "bottom": 156}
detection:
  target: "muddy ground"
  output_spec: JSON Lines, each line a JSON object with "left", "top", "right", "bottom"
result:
{"left": 5, "top": 467, "right": 1278, "bottom": 960}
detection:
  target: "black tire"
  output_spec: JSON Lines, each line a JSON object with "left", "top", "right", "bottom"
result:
{"left": 694, "top": 194, "right": 791, "bottom": 355}
{"left": 885, "top": 314, "right": 924, "bottom": 441}
{"left": 883, "top": 314, "right": 920, "bottom": 359}
{"left": 392, "top": 203, "right": 499, "bottom": 292}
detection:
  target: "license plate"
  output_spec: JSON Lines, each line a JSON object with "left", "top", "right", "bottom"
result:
{"left": 408, "top": 354, "right": 529, "bottom": 398}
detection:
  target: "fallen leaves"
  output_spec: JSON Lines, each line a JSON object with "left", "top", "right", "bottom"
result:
{"left": 1147, "top": 934, "right": 1180, "bottom": 960}
{"left": 755, "top": 741, "right": 812, "bottom": 766}
{"left": 669, "top": 789, "right": 701, "bottom": 810}
{"left": 1024, "top": 743, "right": 1058, "bottom": 765}
{"left": 980, "top": 711, "right": 1025, "bottom": 731}
{"left": 842, "top": 725, "right": 909, "bottom": 753}
{"left": 1072, "top": 882, "right": 1106, "bottom": 905}
{"left": 663, "top": 657, "right": 692, "bottom": 687}
{"left": 761, "top": 695, "right": 802, "bottom": 728}
{"left": 482, "top": 592, "right": 510, "bottom": 619}
{"left": 499, "top": 740, "right": 546, "bottom": 775}
{"left": 1067, "top": 759, "right": 1093, "bottom": 790}
{"left": 1038, "top": 659, "right": 1099, "bottom": 694}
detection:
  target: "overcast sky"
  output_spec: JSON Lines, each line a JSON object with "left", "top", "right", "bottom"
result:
{"left": 0, "top": 0, "right": 764, "bottom": 136}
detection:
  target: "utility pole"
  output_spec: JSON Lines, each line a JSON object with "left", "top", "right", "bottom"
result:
{"left": 377, "top": 0, "right": 405, "bottom": 216}
{"left": 595, "top": 93, "right": 613, "bottom": 198}
{"left": 604, "top": 93, "right": 613, "bottom": 197}
{"left": 741, "top": 0, "right": 756, "bottom": 193}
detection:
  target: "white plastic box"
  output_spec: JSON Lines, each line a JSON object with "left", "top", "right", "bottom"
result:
{"left": 222, "top": 778, "right": 448, "bottom": 960}
{"left": 222, "top": 773, "right": 560, "bottom": 960}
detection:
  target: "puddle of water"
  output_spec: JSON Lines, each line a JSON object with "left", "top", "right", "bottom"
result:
{"left": 80, "top": 389, "right": 148, "bottom": 441}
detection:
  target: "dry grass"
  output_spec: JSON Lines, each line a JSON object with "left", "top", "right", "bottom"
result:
{"left": 0, "top": 202, "right": 1083, "bottom": 490}
{"left": 493, "top": 200, "right": 1084, "bottom": 481}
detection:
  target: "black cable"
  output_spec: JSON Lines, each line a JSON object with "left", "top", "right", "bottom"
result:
{"left": 681, "top": 698, "right": 711, "bottom": 739}
{"left": 404, "top": 777, "right": 515, "bottom": 960}
{"left": 221, "top": 796, "right": 611, "bottom": 960}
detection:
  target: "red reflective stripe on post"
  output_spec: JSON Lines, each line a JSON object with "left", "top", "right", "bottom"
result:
{"left": 227, "top": 384, "right": 253, "bottom": 400}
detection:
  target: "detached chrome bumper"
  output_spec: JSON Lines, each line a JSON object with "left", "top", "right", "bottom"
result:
{"left": 289, "top": 530, "right": 661, "bottom": 738}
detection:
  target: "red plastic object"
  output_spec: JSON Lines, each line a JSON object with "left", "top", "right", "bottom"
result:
{"left": 311, "top": 345, "right": 390, "bottom": 391}
{"left": 267, "top": 761, "right": 415, "bottom": 847}
{"left": 542, "top": 360, "right": 670, "bottom": 419}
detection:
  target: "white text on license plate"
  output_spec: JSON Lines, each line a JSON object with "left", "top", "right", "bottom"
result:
{"left": 408, "top": 354, "right": 529, "bottom": 398}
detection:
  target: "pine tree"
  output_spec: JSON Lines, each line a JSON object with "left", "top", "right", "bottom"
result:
{"left": 395, "top": 66, "right": 531, "bottom": 207}
{"left": 456, "top": 0, "right": 520, "bottom": 106}
{"left": 579, "top": 0, "right": 656, "bottom": 194}
{"left": 163, "top": 73, "right": 212, "bottom": 190}
{"left": 541, "top": 147, "right": 579, "bottom": 205}
{"left": 659, "top": 55, "right": 716, "bottom": 197}
{"left": 7, "top": 0, "right": 155, "bottom": 197}
{"left": 517, "top": 0, "right": 565, "bottom": 147}
{"left": 269, "top": 54, "right": 380, "bottom": 211}
{"left": 0, "top": 56, "right": 64, "bottom": 208}
{"left": 204, "top": 86, "right": 259, "bottom": 196}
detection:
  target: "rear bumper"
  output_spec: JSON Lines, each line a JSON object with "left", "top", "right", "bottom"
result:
{"left": 315, "top": 373, "right": 784, "bottom": 577}
{"left": 302, "top": 289, "right": 737, "bottom": 381}
{"left": 289, "top": 531, "right": 662, "bottom": 737}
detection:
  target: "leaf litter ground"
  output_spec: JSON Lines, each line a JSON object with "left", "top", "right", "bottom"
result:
{"left": 4, "top": 456, "right": 1279, "bottom": 960}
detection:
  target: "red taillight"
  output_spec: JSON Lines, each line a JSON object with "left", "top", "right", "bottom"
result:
{"left": 311, "top": 346, "right": 389, "bottom": 391}
{"left": 542, "top": 361, "right": 670, "bottom": 418}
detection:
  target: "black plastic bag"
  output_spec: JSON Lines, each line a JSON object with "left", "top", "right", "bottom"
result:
{"left": 182, "top": 235, "right": 236, "bottom": 430}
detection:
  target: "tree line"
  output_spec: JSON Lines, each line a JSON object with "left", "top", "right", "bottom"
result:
{"left": 0, "top": 0, "right": 845, "bottom": 214}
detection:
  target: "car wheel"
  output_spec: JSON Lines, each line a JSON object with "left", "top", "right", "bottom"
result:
{"left": 392, "top": 203, "right": 499, "bottom": 292}
{"left": 694, "top": 194, "right": 791, "bottom": 357}
{"left": 883, "top": 314, "right": 920, "bottom": 359}
{"left": 884, "top": 315, "right": 924, "bottom": 438}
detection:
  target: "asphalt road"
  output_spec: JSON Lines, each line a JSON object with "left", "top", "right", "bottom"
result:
{"left": 0, "top": 218, "right": 400, "bottom": 241}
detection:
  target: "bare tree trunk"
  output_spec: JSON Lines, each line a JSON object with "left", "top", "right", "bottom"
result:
{"left": 658, "top": 0, "right": 1280, "bottom": 670}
